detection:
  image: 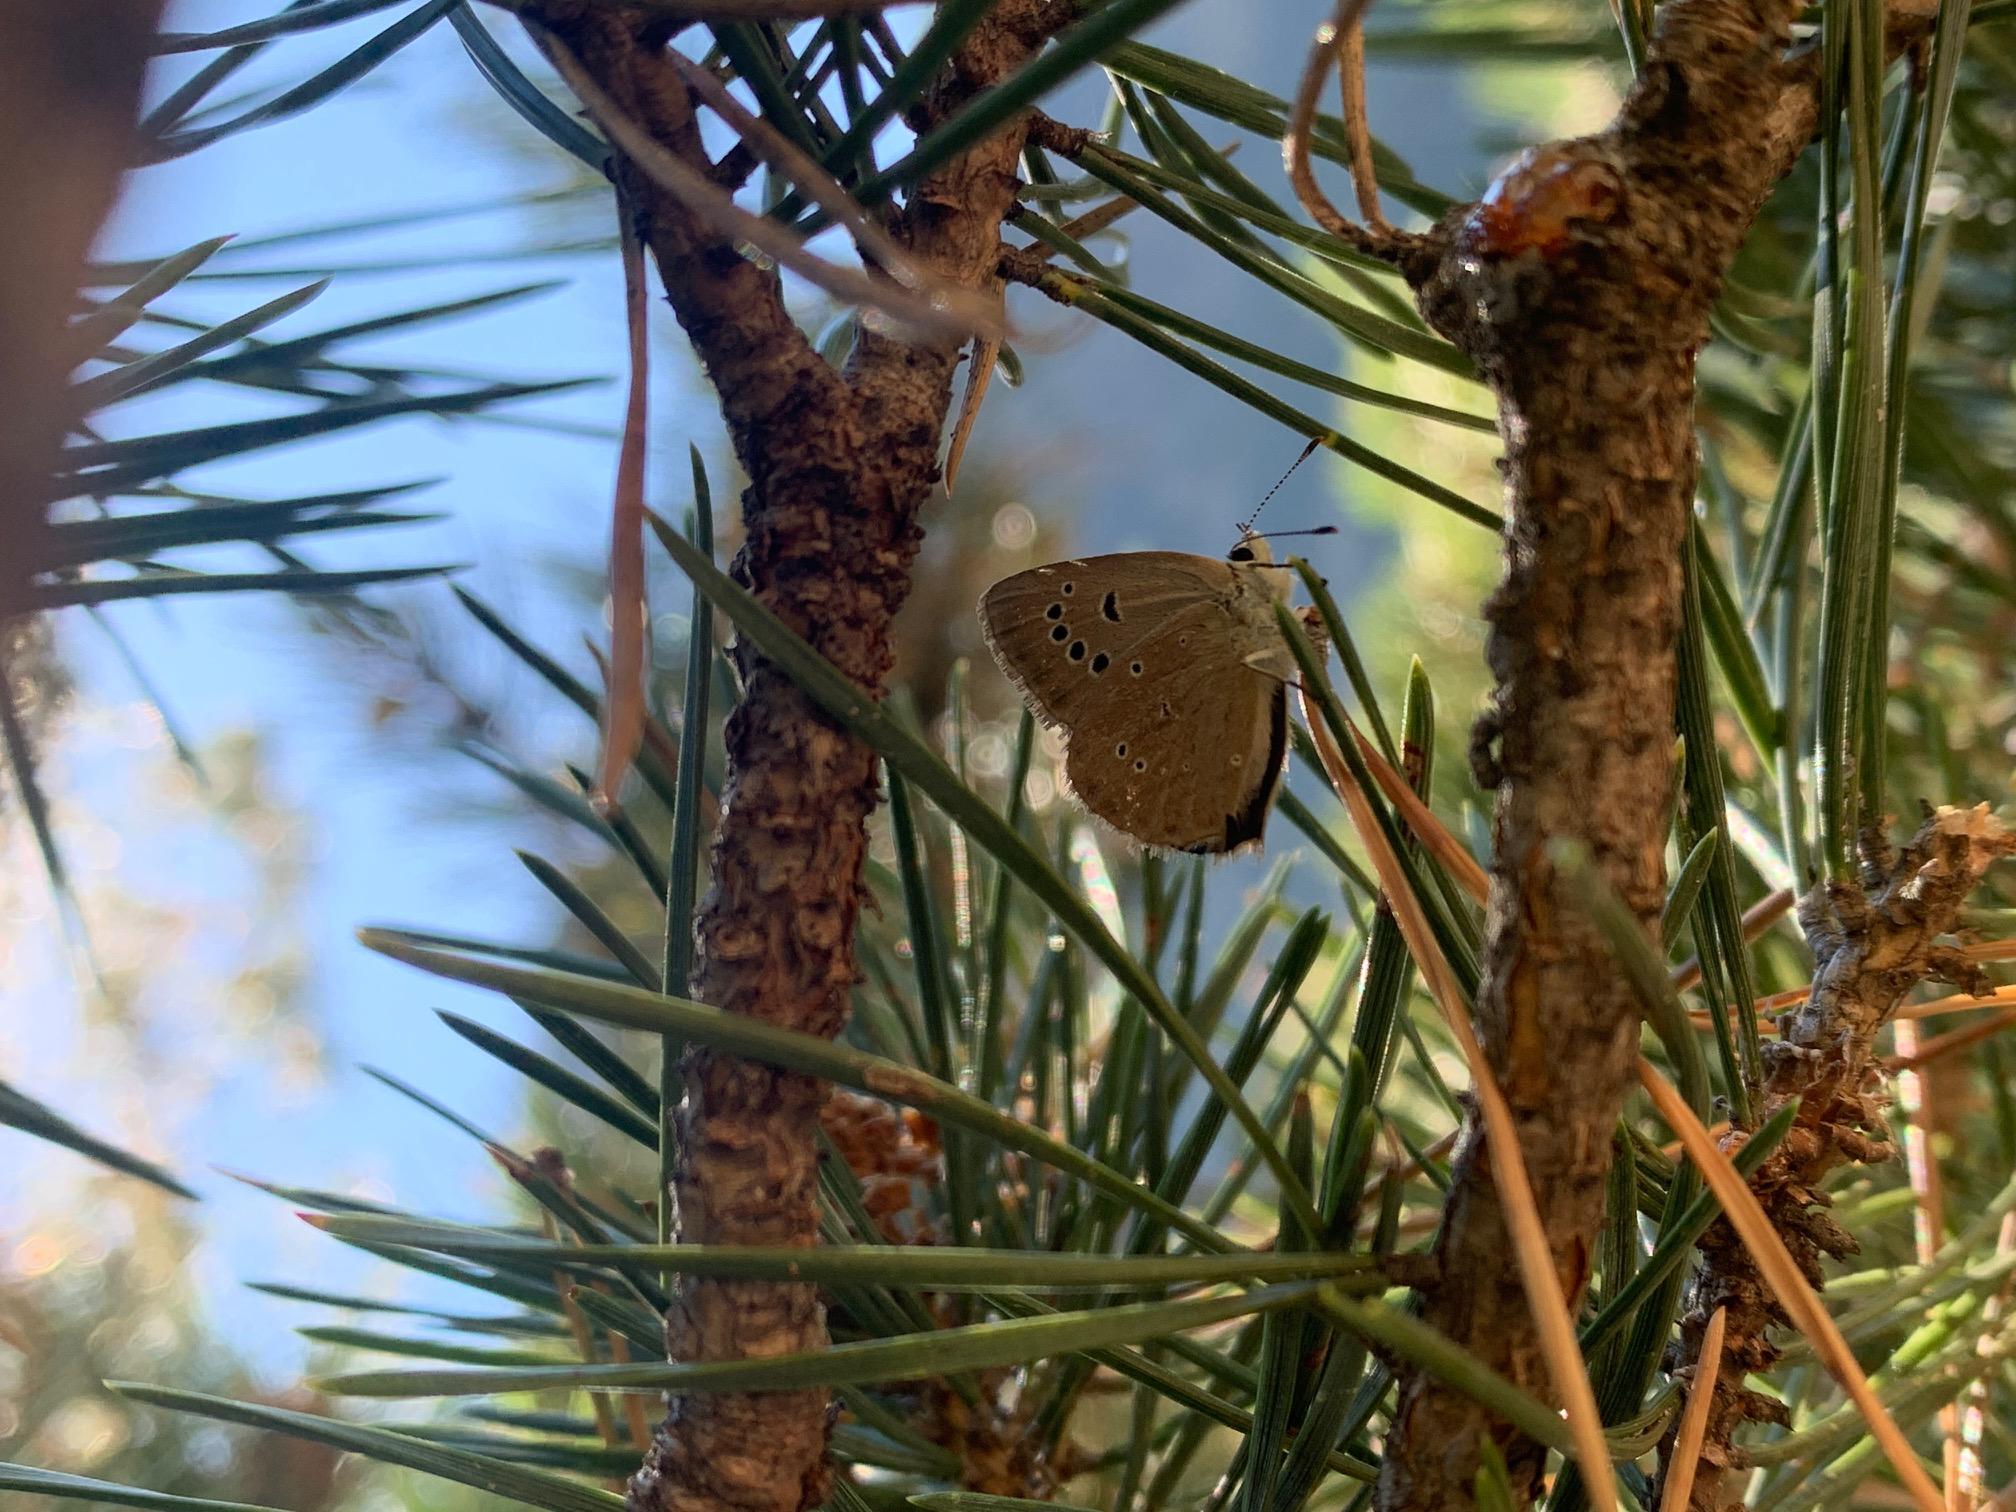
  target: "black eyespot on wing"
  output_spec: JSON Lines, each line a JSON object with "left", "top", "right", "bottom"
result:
{"left": 1129, "top": 661, "right": 1144, "bottom": 676}
{"left": 1090, "top": 652, "right": 1110, "bottom": 674}
{"left": 1101, "top": 591, "right": 1121, "bottom": 622}
{"left": 1050, "top": 624, "right": 1069, "bottom": 642}
{"left": 1061, "top": 581, "right": 1074, "bottom": 595}
{"left": 1067, "top": 640, "right": 1087, "bottom": 662}
{"left": 1045, "top": 603, "right": 1064, "bottom": 621}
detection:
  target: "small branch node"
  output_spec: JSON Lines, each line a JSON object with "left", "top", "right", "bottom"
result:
{"left": 1028, "top": 110, "right": 1091, "bottom": 156}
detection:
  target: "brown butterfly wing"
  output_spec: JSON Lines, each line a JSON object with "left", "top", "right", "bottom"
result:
{"left": 977, "top": 553, "right": 1237, "bottom": 730}
{"left": 1060, "top": 643, "right": 1288, "bottom": 854}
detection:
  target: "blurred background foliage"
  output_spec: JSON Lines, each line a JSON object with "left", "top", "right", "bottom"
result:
{"left": 2, "top": 0, "right": 2014, "bottom": 1509}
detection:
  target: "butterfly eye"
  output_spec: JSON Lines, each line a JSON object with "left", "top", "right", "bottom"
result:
{"left": 1228, "top": 545, "right": 1255, "bottom": 563}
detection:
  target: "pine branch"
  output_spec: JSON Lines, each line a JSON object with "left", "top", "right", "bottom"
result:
{"left": 512, "top": 4, "right": 1079, "bottom": 1509}
{"left": 1666, "top": 807, "right": 2013, "bottom": 1511}
{"left": 1370, "top": 1, "right": 1940, "bottom": 1506}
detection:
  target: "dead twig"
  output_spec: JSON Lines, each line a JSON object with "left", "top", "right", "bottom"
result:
{"left": 537, "top": 28, "right": 992, "bottom": 343}
{"left": 1331, "top": 3, "right": 1387, "bottom": 230}
{"left": 595, "top": 203, "right": 651, "bottom": 813}
{"left": 952, "top": 188, "right": 1142, "bottom": 490}
{"left": 1283, "top": 0, "right": 1415, "bottom": 265}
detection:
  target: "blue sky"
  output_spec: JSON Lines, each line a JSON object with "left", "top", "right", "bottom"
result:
{"left": 5, "top": 0, "right": 1510, "bottom": 1379}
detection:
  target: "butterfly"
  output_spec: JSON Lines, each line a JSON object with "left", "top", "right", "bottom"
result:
{"left": 978, "top": 531, "right": 1311, "bottom": 855}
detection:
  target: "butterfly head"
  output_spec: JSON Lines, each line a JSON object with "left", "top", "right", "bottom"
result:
{"left": 1226, "top": 531, "right": 1275, "bottom": 567}
{"left": 1227, "top": 525, "right": 1334, "bottom": 601}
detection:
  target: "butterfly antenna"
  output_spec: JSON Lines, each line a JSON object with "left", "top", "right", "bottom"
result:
{"left": 1238, "top": 435, "right": 1324, "bottom": 535}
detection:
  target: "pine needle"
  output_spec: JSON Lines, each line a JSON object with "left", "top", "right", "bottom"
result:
{"left": 594, "top": 206, "right": 650, "bottom": 814}
{"left": 1883, "top": 1002, "right": 2016, "bottom": 1073}
{"left": 1352, "top": 719, "right": 1489, "bottom": 901}
{"left": 1657, "top": 1304, "right": 1725, "bottom": 1512}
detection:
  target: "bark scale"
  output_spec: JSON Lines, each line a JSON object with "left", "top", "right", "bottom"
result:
{"left": 1377, "top": 3, "right": 1865, "bottom": 1504}
{"left": 520, "top": 5, "right": 1072, "bottom": 1509}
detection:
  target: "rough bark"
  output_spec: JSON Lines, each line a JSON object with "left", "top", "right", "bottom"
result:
{"left": 1664, "top": 807, "right": 2012, "bottom": 1511}
{"left": 0, "top": 0, "right": 164, "bottom": 617}
{"left": 1374, "top": 3, "right": 1888, "bottom": 1505}
{"left": 517, "top": 6, "right": 1073, "bottom": 1510}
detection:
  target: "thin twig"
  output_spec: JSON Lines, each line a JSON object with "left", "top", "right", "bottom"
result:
{"left": 537, "top": 28, "right": 991, "bottom": 343}
{"left": 535, "top": 1222, "right": 623, "bottom": 1469}
{"left": 583, "top": 635, "right": 684, "bottom": 778}
{"left": 1283, "top": 0, "right": 1413, "bottom": 265}
{"left": 1361, "top": 1125, "right": 1462, "bottom": 1201}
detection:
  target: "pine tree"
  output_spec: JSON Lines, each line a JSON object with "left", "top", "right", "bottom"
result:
{"left": 7, "top": 2, "right": 2016, "bottom": 1511}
